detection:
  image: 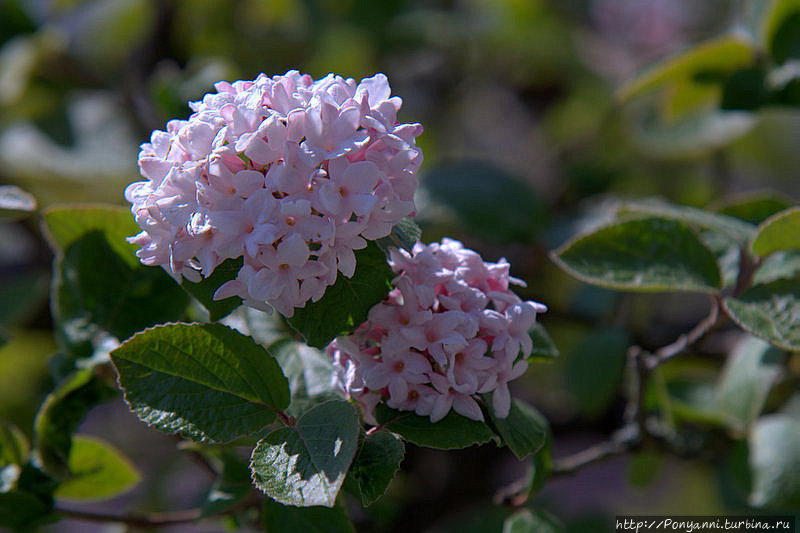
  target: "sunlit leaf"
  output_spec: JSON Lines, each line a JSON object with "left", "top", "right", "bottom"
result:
{"left": 751, "top": 206, "right": 800, "bottom": 257}
{"left": 268, "top": 339, "right": 338, "bottom": 417}
{"left": 110, "top": 323, "right": 290, "bottom": 443}
{"left": 54, "top": 435, "right": 140, "bottom": 501}
{"left": 250, "top": 400, "right": 359, "bottom": 507}
{"left": 551, "top": 217, "right": 722, "bottom": 293}
{"left": 749, "top": 413, "right": 800, "bottom": 508}
{"left": 0, "top": 185, "right": 36, "bottom": 220}
{"left": 724, "top": 277, "right": 800, "bottom": 351}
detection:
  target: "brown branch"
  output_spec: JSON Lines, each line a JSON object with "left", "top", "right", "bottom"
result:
{"left": 551, "top": 425, "right": 639, "bottom": 476}
{"left": 646, "top": 295, "right": 721, "bottom": 370}
{"left": 57, "top": 506, "right": 203, "bottom": 529}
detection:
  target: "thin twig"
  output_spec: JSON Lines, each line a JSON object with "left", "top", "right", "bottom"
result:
{"left": 647, "top": 295, "right": 721, "bottom": 369}
{"left": 551, "top": 425, "right": 639, "bottom": 475}
{"left": 57, "top": 506, "right": 203, "bottom": 528}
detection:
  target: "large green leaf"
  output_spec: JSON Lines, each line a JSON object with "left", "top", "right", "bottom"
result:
{"left": 716, "top": 335, "right": 785, "bottom": 430}
{"left": 486, "top": 397, "right": 547, "bottom": 460}
{"left": 551, "top": 217, "right": 722, "bottom": 293}
{"left": 374, "top": 404, "right": 495, "bottom": 450}
{"left": 0, "top": 185, "right": 36, "bottom": 220}
{"left": 110, "top": 323, "right": 290, "bottom": 443}
{"left": 287, "top": 242, "right": 393, "bottom": 349}
{"left": 33, "top": 369, "right": 115, "bottom": 479}
{"left": 618, "top": 199, "right": 757, "bottom": 244}
{"left": 749, "top": 413, "right": 800, "bottom": 509}
{"left": 347, "top": 430, "right": 404, "bottom": 506}
{"left": 250, "top": 400, "right": 359, "bottom": 507}
{"left": 751, "top": 206, "right": 800, "bottom": 257}
{"left": 52, "top": 231, "right": 189, "bottom": 355}
{"left": 41, "top": 204, "right": 140, "bottom": 268}
{"left": 262, "top": 499, "right": 355, "bottom": 532}
{"left": 420, "top": 161, "right": 547, "bottom": 243}
{"left": 723, "top": 277, "right": 800, "bottom": 351}
{"left": 268, "top": 339, "right": 339, "bottom": 417}
{"left": 181, "top": 257, "right": 243, "bottom": 321}
{"left": 617, "top": 34, "right": 756, "bottom": 101}
{"left": 54, "top": 435, "right": 140, "bottom": 501}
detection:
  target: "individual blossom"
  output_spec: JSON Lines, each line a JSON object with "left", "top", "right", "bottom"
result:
{"left": 125, "top": 71, "right": 423, "bottom": 316}
{"left": 327, "top": 238, "right": 547, "bottom": 424}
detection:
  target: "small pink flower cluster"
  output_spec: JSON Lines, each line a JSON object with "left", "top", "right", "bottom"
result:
{"left": 125, "top": 71, "right": 422, "bottom": 316}
{"left": 328, "top": 239, "right": 547, "bottom": 423}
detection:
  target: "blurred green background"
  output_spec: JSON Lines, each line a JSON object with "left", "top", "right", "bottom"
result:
{"left": 0, "top": 0, "right": 797, "bottom": 531}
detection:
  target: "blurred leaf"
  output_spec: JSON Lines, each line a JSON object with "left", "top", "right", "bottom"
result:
{"left": 723, "top": 276, "right": 800, "bottom": 351}
{"left": 250, "top": 400, "right": 359, "bottom": 508}
{"left": 486, "top": 397, "right": 547, "bottom": 460}
{"left": 714, "top": 190, "right": 795, "bottom": 224}
{"left": 347, "top": 430, "right": 404, "bottom": 506}
{"left": 564, "top": 328, "right": 629, "bottom": 418}
{"left": 721, "top": 67, "right": 768, "bottom": 110}
{"left": 502, "top": 507, "right": 565, "bottom": 533}
{"left": 628, "top": 450, "right": 664, "bottom": 488}
{"left": 262, "top": 499, "right": 355, "bottom": 532}
{"left": 0, "top": 490, "right": 57, "bottom": 532}
{"left": 0, "top": 185, "right": 35, "bottom": 220}
{"left": 201, "top": 449, "right": 252, "bottom": 518}
{"left": 268, "top": 339, "right": 338, "bottom": 417}
{"left": 528, "top": 322, "right": 559, "bottom": 361}
{"left": 376, "top": 217, "right": 422, "bottom": 254}
{"left": 54, "top": 435, "right": 140, "bottom": 501}
{"left": 749, "top": 413, "right": 800, "bottom": 508}
{"left": 33, "top": 369, "right": 115, "bottom": 480}
{"left": 0, "top": 269, "right": 48, "bottom": 328}
{"left": 287, "top": 241, "right": 393, "bottom": 349}
{"left": 619, "top": 199, "right": 757, "bottom": 244}
{"left": 110, "top": 323, "right": 290, "bottom": 443}
{"left": 52, "top": 231, "right": 189, "bottom": 357}
{"left": 181, "top": 257, "right": 243, "bottom": 321}
{"left": 0, "top": 1, "right": 35, "bottom": 46}
{"left": 0, "top": 423, "right": 28, "bottom": 468}
{"left": 766, "top": 0, "right": 800, "bottom": 63}
{"left": 374, "top": 404, "right": 495, "bottom": 450}
{"left": 421, "top": 161, "right": 547, "bottom": 243}
{"left": 41, "top": 204, "right": 139, "bottom": 268}
{"left": 716, "top": 335, "right": 784, "bottom": 430}
{"left": 243, "top": 306, "right": 289, "bottom": 347}
{"left": 618, "top": 34, "right": 756, "bottom": 101}
{"left": 751, "top": 206, "right": 800, "bottom": 257}
{"left": 551, "top": 217, "right": 722, "bottom": 293}
{"left": 0, "top": 332, "right": 55, "bottom": 428}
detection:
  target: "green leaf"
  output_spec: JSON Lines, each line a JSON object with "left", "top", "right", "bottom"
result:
{"left": 749, "top": 413, "right": 800, "bottom": 509}
{"left": 347, "top": 430, "right": 404, "bottom": 506}
{"left": 528, "top": 322, "right": 559, "bottom": 361}
{"left": 754, "top": 250, "right": 800, "bottom": 284}
{"left": 563, "top": 328, "right": 629, "bottom": 418}
{"left": 716, "top": 335, "right": 785, "bottom": 430}
{"left": 33, "top": 369, "right": 115, "bottom": 479}
{"left": 502, "top": 508, "right": 566, "bottom": 533}
{"left": 420, "top": 160, "right": 547, "bottom": 243}
{"left": 262, "top": 499, "right": 355, "bottom": 532}
{"left": 375, "top": 217, "right": 422, "bottom": 254}
{"left": 374, "top": 404, "right": 495, "bottom": 450}
{"left": 250, "top": 400, "right": 359, "bottom": 507}
{"left": 52, "top": 231, "right": 190, "bottom": 355}
{"left": 551, "top": 217, "right": 722, "bottom": 293}
{"left": 486, "top": 397, "right": 547, "bottom": 460}
{"left": 751, "top": 206, "right": 800, "bottom": 257}
{"left": 244, "top": 306, "right": 290, "bottom": 347}
{"left": 287, "top": 242, "right": 393, "bottom": 349}
{"left": 268, "top": 339, "right": 339, "bottom": 417}
{"left": 628, "top": 450, "right": 664, "bottom": 488}
{"left": 180, "top": 257, "right": 243, "bottom": 321}
{"left": 714, "top": 190, "right": 796, "bottom": 225}
{"left": 41, "top": 204, "right": 140, "bottom": 268}
{"left": 0, "top": 185, "right": 36, "bottom": 220}
{"left": 723, "top": 277, "right": 800, "bottom": 351}
{"left": 201, "top": 449, "right": 252, "bottom": 518}
{"left": 110, "top": 323, "right": 290, "bottom": 443}
{"left": 0, "top": 423, "right": 29, "bottom": 468}
{"left": 720, "top": 67, "right": 768, "bottom": 110}
{"left": 0, "top": 490, "right": 57, "bottom": 532}
{"left": 766, "top": 0, "right": 800, "bottom": 63}
{"left": 617, "top": 34, "right": 756, "bottom": 101}
{"left": 54, "top": 435, "right": 140, "bottom": 501}
{"left": 619, "top": 199, "right": 757, "bottom": 244}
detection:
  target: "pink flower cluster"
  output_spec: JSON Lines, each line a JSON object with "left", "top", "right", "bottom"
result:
{"left": 328, "top": 239, "right": 547, "bottom": 423}
{"left": 125, "top": 71, "right": 422, "bottom": 316}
